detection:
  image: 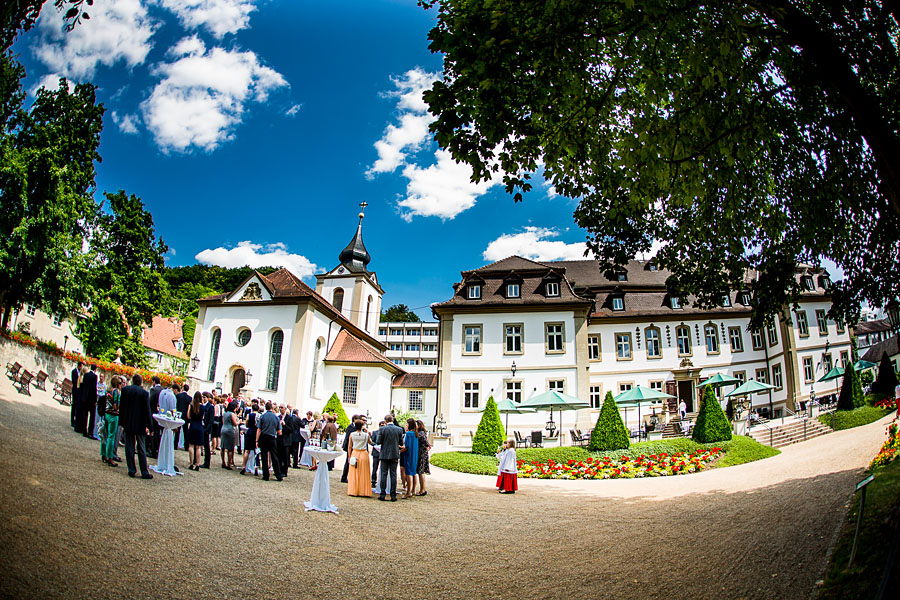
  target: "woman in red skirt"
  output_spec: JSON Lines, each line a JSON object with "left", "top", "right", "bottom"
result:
{"left": 496, "top": 440, "right": 518, "bottom": 494}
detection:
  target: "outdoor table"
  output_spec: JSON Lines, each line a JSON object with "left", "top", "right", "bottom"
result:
{"left": 302, "top": 446, "right": 344, "bottom": 513}
{"left": 298, "top": 430, "right": 313, "bottom": 467}
{"left": 151, "top": 414, "right": 185, "bottom": 476}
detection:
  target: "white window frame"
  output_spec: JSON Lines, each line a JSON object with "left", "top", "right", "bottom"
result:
{"left": 507, "top": 283, "right": 521, "bottom": 298}
{"left": 767, "top": 323, "right": 778, "bottom": 347}
{"left": 547, "top": 379, "right": 566, "bottom": 393}
{"left": 505, "top": 379, "right": 523, "bottom": 403}
{"left": 408, "top": 389, "right": 424, "bottom": 412}
{"left": 615, "top": 332, "right": 632, "bottom": 361}
{"left": 545, "top": 322, "right": 565, "bottom": 354}
{"left": 751, "top": 329, "right": 764, "bottom": 351}
{"left": 468, "top": 284, "right": 481, "bottom": 299}
{"left": 463, "top": 324, "right": 482, "bottom": 355}
{"left": 462, "top": 381, "right": 481, "bottom": 410}
{"left": 588, "top": 335, "right": 601, "bottom": 361}
{"left": 816, "top": 310, "right": 828, "bottom": 336}
{"left": 755, "top": 368, "right": 768, "bottom": 384}
{"left": 504, "top": 323, "right": 523, "bottom": 355}
{"left": 796, "top": 311, "right": 809, "bottom": 337}
{"left": 705, "top": 324, "right": 719, "bottom": 354}
{"left": 546, "top": 281, "right": 560, "bottom": 297}
{"left": 645, "top": 327, "right": 661, "bottom": 358}
{"left": 342, "top": 370, "right": 360, "bottom": 405}
{"left": 676, "top": 325, "right": 691, "bottom": 356}
{"left": 772, "top": 363, "right": 783, "bottom": 390}
{"left": 589, "top": 385, "right": 603, "bottom": 409}
{"left": 728, "top": 326, "right": 743, "bottom": 352}
{"left": 611, "top": 296, "right": 625, "bottom": 311}
{"left": 803, "top": 356, "right": 814, "bottom": 383}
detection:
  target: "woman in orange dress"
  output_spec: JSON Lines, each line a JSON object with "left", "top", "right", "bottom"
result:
{"left": 347, "top": 418, "right": 372, "bottom": 497}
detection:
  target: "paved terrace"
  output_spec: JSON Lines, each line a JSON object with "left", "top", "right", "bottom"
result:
{"left": 0, "top": 373, "right": 890, "bottom": 599}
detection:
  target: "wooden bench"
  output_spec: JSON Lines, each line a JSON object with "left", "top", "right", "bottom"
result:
{"left": 35, "top": 370, "right": 49, "bottom": 391}
{"left": 14, "top": 369, "right": 34, "bottom": 395}
{"left": 6, "top": 361, "right": 22, "bottom": 380}
{"left": 54, "top": 378, "right": 73, "bottom": 405}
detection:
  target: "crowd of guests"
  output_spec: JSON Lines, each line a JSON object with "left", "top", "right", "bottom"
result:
{"left": 67, "top": 363, "right": 432, "bottom": 496}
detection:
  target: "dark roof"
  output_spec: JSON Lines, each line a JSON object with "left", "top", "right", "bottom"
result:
{"left": 854, "top": 319, "right": 891, "bottom": 336}
{"left": 465, "top": 255, "right": 553, "bottom": 274}
{"left": 392, "top": 373, "right": 437, "bottom": 388}
{"left": 860, "top": 334, "right": 899, "bottom": 363}
{"left": 338, "top": 217, "right": 371, "bottom": 273}
{"left": 324, "top": 329, "right": 402, "bottom": 373}
{"left": 589, "top": 291, "right": 751, "bottom": 318}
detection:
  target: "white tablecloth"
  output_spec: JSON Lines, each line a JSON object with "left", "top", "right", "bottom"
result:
{"left": 298, "top": 430, "right": 313, "bottom": 467}
{"left": 302, "top": 447, "right": 344, "bottom": 513}
{"left": 151, "top": 414, "right": 185, "bottom": 477}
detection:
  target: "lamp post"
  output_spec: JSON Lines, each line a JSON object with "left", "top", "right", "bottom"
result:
{"left": 511, "top": 361, "right": 517, "bottom": 378}
{"left": 436, "top": 413, "right": 447, "bottom": 436}
{"left": 63, "top": 335, "right": 68, "bottom": 352}
{"left": 244, "top": 370, "right": 252, "bottom": 385}
{"left": 191, "top": 354, "right": 199, "bottom": 371}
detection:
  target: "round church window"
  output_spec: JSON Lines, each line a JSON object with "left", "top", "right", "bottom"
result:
{"left": 236, "top": 328, "right": 251, "bottom": 347}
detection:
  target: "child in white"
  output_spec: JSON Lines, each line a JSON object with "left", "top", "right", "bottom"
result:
{"left": 496, "top": 440, "right": 518, "bottom": 494}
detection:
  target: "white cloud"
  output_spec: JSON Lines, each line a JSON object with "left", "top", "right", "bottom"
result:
{"left": 367, "top": 68, "right": 439, "bottom": 176}
{"left": 398, "top": 149, "right": 502, "bottom": 221}
{"left": 285, "top": 103, "right": 302, "bottom": 117}
{"left": 195, "top": 241, "right": 319, "bottom": 278}
{"left": 111, "top": 111, "right": 140, "bottom": 134}
{"left": 33, "top": 0, "right": 156, "bottom": 80}
{"left": 157, "top": 0, "right": 257, "bottom": 38}
{"left": 483, "top": 227, "right": 590, "bottom": 262}
{"left": 32, "top": 73, "right": 71, "bottom": 93}
{"left": 141, "top": 37, "right": 287, "bottom": 152}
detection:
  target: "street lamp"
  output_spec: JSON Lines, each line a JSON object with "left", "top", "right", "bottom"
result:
{"left": 63, "top": 335, "right": 68, "bottom": 352}
{"left": 191, "top": 354, "right": 199, "bottom": 371}
{"left": 436, "top": 414, "right": 447, "bottom": 436}
{"left": 511, "top": 361, "right": 517, "bottom": 377}
{"left": 244, "top": 370, "right": 253, "bottom": 385}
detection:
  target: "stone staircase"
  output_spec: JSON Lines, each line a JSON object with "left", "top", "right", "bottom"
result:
{"left": 662, "top": 412, "right": 698, "bottom": 438}
{"left": 748, "top": 418, "right": 832, "bottom": 448}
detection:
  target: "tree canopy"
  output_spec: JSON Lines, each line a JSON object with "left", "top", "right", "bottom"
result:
{"left": 380, "top": 303, "right": 422, "bottom": 322}
{"left": 423, "top": 0, "right": 900, "bottom": 324}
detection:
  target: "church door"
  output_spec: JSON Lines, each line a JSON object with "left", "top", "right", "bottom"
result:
{"left": 231, "top": 369, "right": 245, "bottom": 397}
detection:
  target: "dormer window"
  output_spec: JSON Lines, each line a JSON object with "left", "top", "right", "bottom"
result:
{"left": 647, "top": 263, "right": 658, "bottom": 271}
{"left": 819, "top": 276, "right": 831, "bottom": 290}
{"left": 802, "top": 276, "right": 815, "bottom": 291}
{"left": 616, "top": 271, "right": 628, "bottom": 282}
{"left": 612, "top": 296, "right": 625, "bottom": 311}
{"left": 546, "top": 281, "right": 560, "bottom": 297}
{"left": 739, "top": 291, "right": 752, "bottom": 305}
{"left": 721, "top": 293, "right": 731, "bottom": 307}
{"left": 670, "top": 296, "right": 682, "bottom": 309}
{"left": 507, "top": 283, "right": 521, "bottom": 298}
{"left": 468, "top": 284, "right": 481, "bottom": 299}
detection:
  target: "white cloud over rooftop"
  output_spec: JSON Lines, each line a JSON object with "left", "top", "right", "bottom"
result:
{"left": 483, "top": 227, "right": 590, "bottom": 262}
{"left": 195, "top": 241, "right": 319, "bottom": 279}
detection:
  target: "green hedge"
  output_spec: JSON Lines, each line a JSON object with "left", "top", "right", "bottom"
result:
{"left": 818, "top": 406, "right": 891, "bottom": 431}
{"left": 517, "top": 446, "right": 590, "bottom": 464}
{"left": 713, "top": 435, "right": 780, "bottom": 468}
{"left": 430, "top": 451, "right": 498, "bottom": 475}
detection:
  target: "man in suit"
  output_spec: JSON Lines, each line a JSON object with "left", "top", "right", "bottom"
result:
{"left": 78, "top": 364, "right": 98, "bottom": 438}
{"left": 370, "top": 420, "right": 385, "bottom": 490}
{"left": 70, "top": 361, "right": 82, "bottom": 429}
{"left": 201, "top": 393, "right": 214, "bottom": 468}
{"left": 118, "top": 373, "right": 153, "bottom": 479}
{"left": 256, "top": 401, "right": 282, "bottom": 481}
{"left": 340, "top": 414, "right": 360, "bottom": 483}
{"left": 289, "top": 409, "right": 303, "bottom": 468}
{"left": 148, "top": 376, "right": 163, "bottom": 458}
{"left": 377, "top": 414, "right": 404, "bottom": 501}
{"left": 276, "top": 405, "right": 293, "bottom": 478}
{"left": 174, "top": 383, "right": 191, "bottom": 451}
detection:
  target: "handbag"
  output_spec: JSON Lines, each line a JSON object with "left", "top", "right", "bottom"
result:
{"left": 349, "top": 456, "right": 358, "bottom": 467}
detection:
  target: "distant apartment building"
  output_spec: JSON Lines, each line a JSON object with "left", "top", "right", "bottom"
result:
{"left": 377, "top": 321, "right": 439, "bottom": 373}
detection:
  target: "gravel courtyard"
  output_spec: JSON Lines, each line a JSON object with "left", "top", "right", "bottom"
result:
{"left": 0, "top": 378, "right": 889, "bottom": 600}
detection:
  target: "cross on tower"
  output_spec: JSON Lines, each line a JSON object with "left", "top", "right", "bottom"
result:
{"left": 358, "top": 201, "right": 368, "bottom": 220}
{"left": 359, "top": 201, "right": 368, "bottom": 213}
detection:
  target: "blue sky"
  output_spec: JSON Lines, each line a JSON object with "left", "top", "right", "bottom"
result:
{"left": 12, "top": 0, "right": 592, "bottom": 320}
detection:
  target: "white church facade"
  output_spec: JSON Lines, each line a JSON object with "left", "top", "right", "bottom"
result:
{"left": 188, "top": 210, "right": 405, "bottom": 419}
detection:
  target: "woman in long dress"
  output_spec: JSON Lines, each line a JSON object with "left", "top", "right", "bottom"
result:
{"left": 415, "top": 419, "right": 431, "bottom": 496}
{"left": 347, "top": 418, "right": 372, "bottom": 497}
{"left": 400, "top": 418, "right": 419, "bottom": 499}
{"left": 220, "top": 401, "right": 239, "bottom": 470}
{"left": 185, "top": 393, "right": 205, "bottom": 471}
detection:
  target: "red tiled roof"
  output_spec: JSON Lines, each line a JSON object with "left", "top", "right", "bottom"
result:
{"left": 141, "top": 316, "right": 187, "bottom": 359}
{"left": 324, "top": 329, "right": 403, "bottom": 373}
{"left": 392, "top": 373, "right": 437, "bottom": 388}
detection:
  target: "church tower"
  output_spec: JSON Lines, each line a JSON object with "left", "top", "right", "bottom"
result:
{"left": 315, "top": 202, "right": 384, "bottom": 337}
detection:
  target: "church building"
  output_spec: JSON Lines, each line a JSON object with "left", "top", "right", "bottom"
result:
{"left": 188, "top": 207, "right": 404, "bottom": 418}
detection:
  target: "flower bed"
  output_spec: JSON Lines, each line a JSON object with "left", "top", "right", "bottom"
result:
{"left": 517, "top": 447, "right": 723, "bottom": 479}
{"left": 870, "top": 422, "right": 900, "bottom": 469}
{"left": 0, "top": 328, "right": 183, "bottom": 387}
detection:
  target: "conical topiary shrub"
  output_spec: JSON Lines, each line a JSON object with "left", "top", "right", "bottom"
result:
{"left": 845, "top": 362, "right": 865, "bottom": 408}
{"left": 472, "top": 395, "right": 505, "bottom": 455}
{"left": 589, "top": 391, "right": 629, "bottom": 452}
{"left": 692, "top": 385, "right": 733, "bottom": 443}
{"left": 322, "top": 392, "right": 350, "bottom": 431}
{"left": 873, "top": 353, "right": 899, "bottom": 397}
{"left": 836, "top": 371, "right": 855, "bottom": 411}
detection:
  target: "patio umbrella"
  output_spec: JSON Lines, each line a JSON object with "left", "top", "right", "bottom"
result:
{"left": 818, "top": 366, "right": 845, "bottom": 397}
{"left": 478, "top": 397, "right": 536, "bottom": 431}
{"left": 519, "top": 390, "right": 589, "bottom": 443}
{"left": 698, "top": 373, "right": 742, "bottom": 387}
{"left": 852, "top": 360, "right": 877, "bottom": 372}
{"left": 614, "top": 386, "right": 675, "bottom": 432}
{"left": 725, "top": 379, "right": 777, "bottom": 397}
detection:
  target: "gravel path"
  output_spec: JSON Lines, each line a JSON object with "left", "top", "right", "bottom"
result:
{"left": 0, "top": 376, "right": 890, "bottom": 599}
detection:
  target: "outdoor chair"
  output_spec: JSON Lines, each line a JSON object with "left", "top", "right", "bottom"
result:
{"left": 53, "top": 378, "right": 73, "bottom": 405}
{"left": 35, "top": 370, "right": 49, "bottom": 391}
{"left": 513, "top": 431, "right": 529, "bottom": 448}
{"left": 14, "top": 369, "right": 33, "bottom": 395}
{"left": 530, "top": 430, "right": 543, "bottom": 448}
{"left": 7, "top": 362, "right": 22, "bottom": 380}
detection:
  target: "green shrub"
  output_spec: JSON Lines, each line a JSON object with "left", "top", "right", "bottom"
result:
{"left": 836, "top": 368, "right": 856, "bottom": 411}
{"left": 429, "top": 451, "right": 498, "bottom": 475}
{"left": 860, "top": 369, "right": 874, "bottom": 388}
{"left": 589, "top": 391, "right": 629, "bottom": 451}
{"left": 844, "top": 362, "right": 865, "bottom": 408}
{"left": 692, "top": 385, "right": 733, "bottom": 443}
{"left": 714, "top": 435, "right": 780, "bottom": 468}
{"left": 322, "top": 393, "right": 350, "bottom": 431}
{"left": 472, "top": 396, "right": 505, "bottom": 455}
{"left": 873, "top": 353, "right": 899, "bottom": 397}
{"left": 517, "top": 446, "right": 590, "bottom": 463}
{"left": 819, "top": 406, "right": 891, "bottom": 431}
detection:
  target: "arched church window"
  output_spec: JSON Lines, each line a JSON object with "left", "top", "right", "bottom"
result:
{"left": 365, "top": 295, "right": 373, "bottom": 330}
{"left": 266, "top": 330, "right": 284, "bottom": 391}
{"left": 207, "top": 328, "right": 221, "bottom": 381}
{"left": 333, "top": 288, "right": 344, "bottom": 313}
{"left": 310, "top": 339, "right": 321, "bottom": 397}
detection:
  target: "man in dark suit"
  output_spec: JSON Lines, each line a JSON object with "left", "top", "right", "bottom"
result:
{"left": 70, "top": 361, "right": 82, "bottom": 429}
{"left": 78, "top": 365, "right": 98, "bottom": 438}
{"left": 174, "top": 383, "right": 191, "bottom": 451}
{"left": 289, "top": 409, "right": 303, "bottom": 468}
{"left": 370, "top": 420, "right": 385, "bottom": 490}
{"left": 201, "top": 393, "right": 213, "bottom": 468}
{"left": 118, "top": 373, "right": 153, "bottom": 479}
{"left": 377, "top": 414, "right": 404, "bottom": 501}
{"left": 148, "top": 376, "right": 162, "bottom": 458}
{"left": 340, "top": 414, "right": 359, "bottom": 483}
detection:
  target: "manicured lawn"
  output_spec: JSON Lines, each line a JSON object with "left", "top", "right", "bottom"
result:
{"left": 818, "top": 457, "right": 900, "bottom": 599}
{"left": 818, "top": 406, "right": 891, "bottom": 431}
{"left": 430, "top": 435, "right": 778, "bottom": 476}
